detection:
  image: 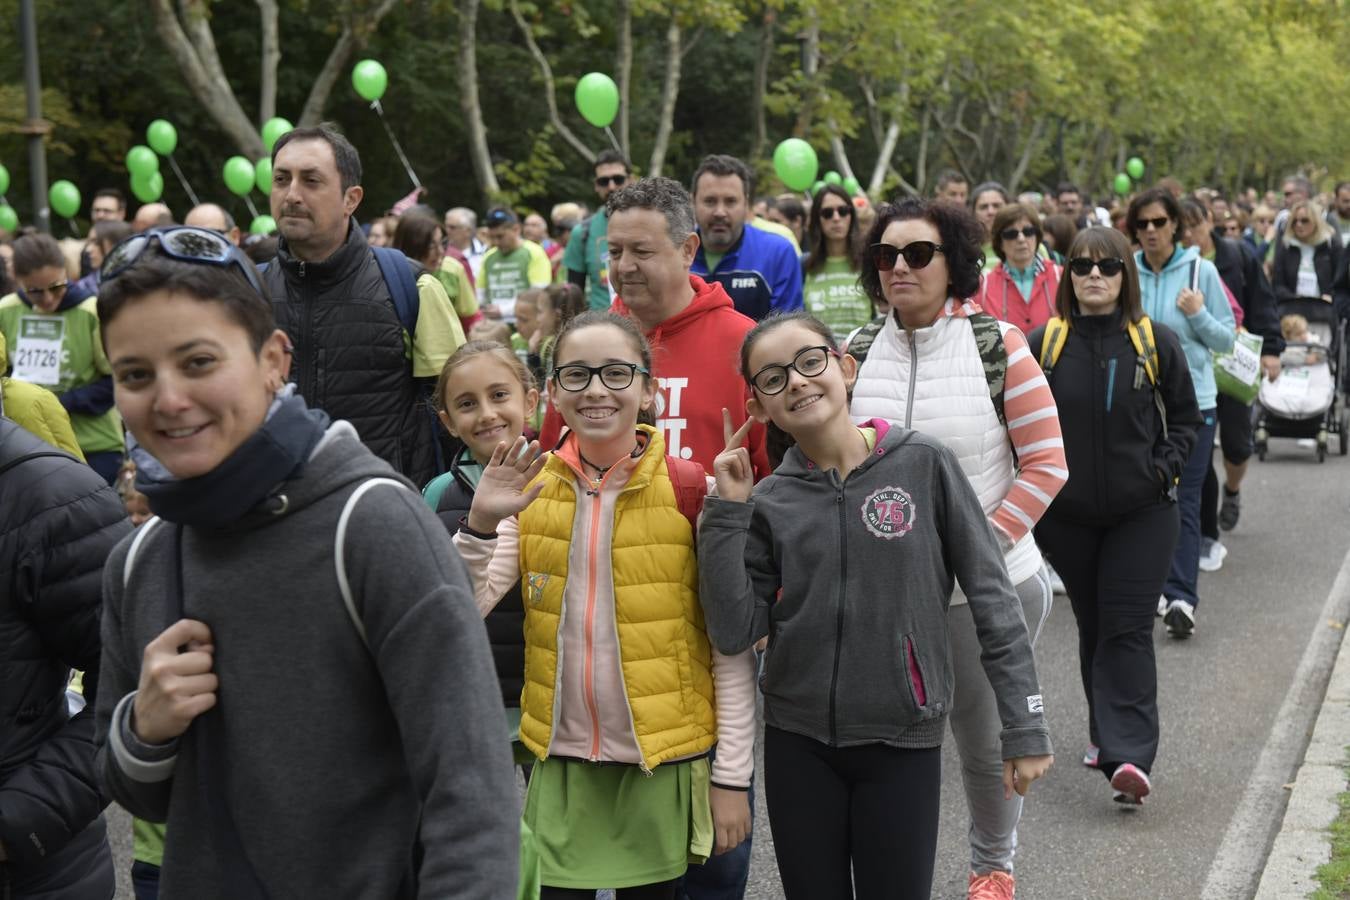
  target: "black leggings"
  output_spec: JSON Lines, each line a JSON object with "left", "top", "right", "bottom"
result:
{"left": 763, "top": 726, "right": 941, "bottom": 900}
{"left": 540, "top": 881, "right": 678, "bottom": 900}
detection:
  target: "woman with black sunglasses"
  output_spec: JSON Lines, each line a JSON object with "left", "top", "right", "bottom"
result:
{"left": 802, "top": 185, "right": 873, "bottom": 342}
{"left": 1271, "top": 198, "right": 1340, "bottom": 305}
{"left": 1029, "top": 226, "right": 1201, "bottom": 807}
{"left": 89, "top": 227, "right": 520, "bottom": 898}
{"left": 849, "top": 198, "right": 1066, "bottom": 899}
{"left": 975, "top": 201, "right": 1062, "bottom": 335}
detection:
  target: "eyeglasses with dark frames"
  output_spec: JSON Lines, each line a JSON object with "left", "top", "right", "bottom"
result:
{"left": 868, "top": 240, "right": 946, "bottom": 271}
{"left": 552, "top": 362, "right": 649, "bottom": 392}
{"left": 749, "top": 345, "right": 841, "bottom": 395}
{"left": 1068, "top": 257, "right": 1126, "bottom": 277}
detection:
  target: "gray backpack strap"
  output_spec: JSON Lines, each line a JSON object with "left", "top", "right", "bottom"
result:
{"left": 122, "top": 517, "right": 164, "bottom": 589}
{"left": 968, "top": 312, "right": 1008, "bottom": 429}
{"left": 844, "top": 314, "right": 888, "bottom": 365}
{"left": 334, "top": 478, "right": 408, "bottom": 648}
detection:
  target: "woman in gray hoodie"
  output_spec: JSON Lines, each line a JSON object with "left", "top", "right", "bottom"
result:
{"left": 91, "top": 227, "right": 519, "bottom": 899}
{"left": 698, "top": 312, "right": 1052, "bottom": 900}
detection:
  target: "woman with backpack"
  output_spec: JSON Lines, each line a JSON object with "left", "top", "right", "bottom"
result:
{"left": 1029, "top": 227, "right": 1201, "bottom": 805}
{"left": 848, "top": 198, "right": 1066, "bottom": 900}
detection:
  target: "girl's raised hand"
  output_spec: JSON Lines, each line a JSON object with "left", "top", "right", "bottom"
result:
{"left": 713, "top": 408, "right": 755, "bottom": 503}
{"left": 466, "top": 437, "right": 549, "bottom": 533}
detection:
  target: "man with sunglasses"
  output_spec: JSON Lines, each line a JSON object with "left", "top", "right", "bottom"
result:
{"left": 565, "top": 149, "right": 631, "bottom": 311}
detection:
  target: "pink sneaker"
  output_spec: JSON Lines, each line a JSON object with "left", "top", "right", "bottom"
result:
{"left": 968, "top": 870, "right": 1015, "bottom": 899}
{"left": 1110, "top": 763, "right": 1151, "bottom": 805}
{"left": 1082, "top": 744, "right": 1100, "bottom": 768}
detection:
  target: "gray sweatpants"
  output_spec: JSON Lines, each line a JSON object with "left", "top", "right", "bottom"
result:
{"left": 947, "top": 564, "right": 1053, "bottom": 876}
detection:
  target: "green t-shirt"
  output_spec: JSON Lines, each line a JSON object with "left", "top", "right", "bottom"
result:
{"left": 804, "top": 257, "right": 873, "bottom": 341}
{"left": 480, "top": 241, "right": 552, "bottom": 322}
{"left": 563, "top": 211, "right": 614, "bottom": 311}
{"left": 0, "top": 293, "right": 123, "bottom": 455}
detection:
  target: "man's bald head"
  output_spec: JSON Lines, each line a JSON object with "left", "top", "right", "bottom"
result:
{"left": 185, "top": 203, "right": 241, "bottom": 245}
{"left": 132, "top": 202, "right": 174, "bottom": 233}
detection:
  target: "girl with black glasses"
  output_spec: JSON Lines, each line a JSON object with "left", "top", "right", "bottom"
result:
{"left": 802, "top": 184, "right": 872, "bottom": 342}
{"left": 1030, "top": 226, "right": 1201, "bottom": 806}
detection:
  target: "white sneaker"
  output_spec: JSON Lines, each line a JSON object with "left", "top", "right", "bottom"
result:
{"left": 1157, "top": 595, "right": 1167, "bottom": 617}
{"left": 1165, "top": 599, "right": 1196, "bottom": 637}
{"left": 1198, "top": 539, "right": 1227, "bottom": 573}
{"left": 1048, "top": 566, "right": 1067, "bottom": 595}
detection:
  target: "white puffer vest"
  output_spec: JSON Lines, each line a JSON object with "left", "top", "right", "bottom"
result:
{"left": 850, "top": 310, "right": 1044, "bottom": 591}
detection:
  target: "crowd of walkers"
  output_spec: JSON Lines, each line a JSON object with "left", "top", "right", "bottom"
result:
{"left": 1, "top": 121, "right": 1345, "bottom": 900}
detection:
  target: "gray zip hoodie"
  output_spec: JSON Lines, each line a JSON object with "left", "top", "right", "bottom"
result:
{"left": 698, "top": 420, "right": 1051, "bottom": 758}
{"left": 93, "top": 422, "right": 519, "bottom": 899}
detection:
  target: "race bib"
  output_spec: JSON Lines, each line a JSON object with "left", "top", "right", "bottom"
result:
{"left": 12, "top": 316, "right": 64, "bottom": 385}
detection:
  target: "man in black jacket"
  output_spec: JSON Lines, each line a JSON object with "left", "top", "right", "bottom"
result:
{"left": 264, "top": 125, "right": 461, "bottom": 487}
{"left": 0, "top": 417, "right": 131, "bottom": 897}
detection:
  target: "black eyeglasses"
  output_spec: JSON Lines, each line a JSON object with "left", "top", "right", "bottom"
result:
{"left": 749, "top": 345, "right": 839, "bottom": 395}
{"left": 1068, "top": 257, "right": 1126, "bottom": 277}
{"left": 1137, "top": 216, "right": 1170, "bottom": 231}
{"left": 595, "top": 175, "right": 628, "bottom": 189}
{"left": 1000, "top": 225, "right": 1037, "bottom": 241}
{"left": 101, "top": 226, "right": 264, "bottom": 295}
{"left": 869, "top": 240, "right": 945, "bottom": 271}
{"left": 819, "top": 206, "right": 853, "bottom": 220}
{"left": 552, "top": 362, "right": 649, "bottom": 392}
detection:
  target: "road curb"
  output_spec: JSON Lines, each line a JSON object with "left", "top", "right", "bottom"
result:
{"left": 1201, "top": 542, "right": 1350, "bottom": 899}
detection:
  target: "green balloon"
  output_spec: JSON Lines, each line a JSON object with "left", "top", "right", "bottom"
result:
{"left": 574, "top": 72, "right": 619, "bottom": 128}
{"left": 812, "top": 180, "right": 827, "bottom": 195}
{"left": 126, "top": 145, "right": 159, "bottom": 178}
{"left": 772, "top": 138, "right": 819, "bottom": 192}
{"left": 1114, "top": 172, "right": 1132, "bottom": 195}
{"left": 130, "top": 170, "right": 164, "bottom": 204}
{"left": 261, "top": 117, "right": 293, "bottom": 153}
{"left": 352, "top": 59, "right": 388, "bottom": 102}
{"left": 250, "top": 214, "right": 277, "bottom": 235}
{"left": 843, "top": 176, "right": 861, "bottom": 196}
{"left": 1126, "top": 157, "right": 1145, "bottom": 180}
{"left": 255, "top": 157, "right": 273, "bottom": 194}
{"left": 49, "top": 180, "right": 80, "bottom": 219}
{"left": 823, "top": 171, "right": 842, "bottom": 186}
{"left": 0, "top": 205, "right": 16, "bottom": 233}
{"left": 223, "top": 156, "right": 256, "bottom": 197}
{"left": 0, "top": 163, "right": 9, "bottom": 196}
{"left": 146, "top": 120, "right": 177, "bottom": 156}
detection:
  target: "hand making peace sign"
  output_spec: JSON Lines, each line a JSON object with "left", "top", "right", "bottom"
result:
{"left": 712, "top": 408, "right": 755, "bottom": 503}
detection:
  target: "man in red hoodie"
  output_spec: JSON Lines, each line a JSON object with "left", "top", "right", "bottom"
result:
{"left": 540, "top": 176, "right": 769, "bottom": 479}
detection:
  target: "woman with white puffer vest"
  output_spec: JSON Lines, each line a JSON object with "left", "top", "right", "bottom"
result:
{"left": 847, "top": 197, "right": 1067, "bottom": 900}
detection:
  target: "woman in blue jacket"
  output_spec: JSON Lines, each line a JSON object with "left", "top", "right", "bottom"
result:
{"left": 1126, "top": 189, "right": 1235, "bottom": 639}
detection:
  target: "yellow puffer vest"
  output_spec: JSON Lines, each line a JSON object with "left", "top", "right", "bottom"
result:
{"left": 517, "top": 425, "right": 716, "bottom": 771}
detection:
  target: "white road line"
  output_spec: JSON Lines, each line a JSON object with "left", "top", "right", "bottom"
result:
{"left": 1200, "top": 541, "right": 1350, "bottom": 899}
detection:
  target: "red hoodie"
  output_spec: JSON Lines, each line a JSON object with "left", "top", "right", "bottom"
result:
{"left": 539, "top": 275, "right": 770, "bottom": 477}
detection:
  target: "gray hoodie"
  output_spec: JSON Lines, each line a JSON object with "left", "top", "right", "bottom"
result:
{"left": 93, "top": 422, "right": 519, "bottom": 899}
{"left": 698, "top": 421, "right": 1051, "bottom": 759}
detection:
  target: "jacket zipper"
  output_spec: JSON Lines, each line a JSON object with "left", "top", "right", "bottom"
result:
{"left": 298, "top": 260, "right": 315, "bottom": 402}
{"left": 1105, "top": 358, "right": 1117, "bottom": 413}
{"left": 904, "top": 330, "right": 918, "bottom": 427}
{"left": 610, "top": 478, "right": 653, "bottom": 775}
{"left": 829, "top": 476, "right": 847, "bottom": 745}
{"left": 583, "top": 482, "right": 604, "bottom": 761}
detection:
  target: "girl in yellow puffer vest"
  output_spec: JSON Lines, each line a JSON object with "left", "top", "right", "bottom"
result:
{"left": 453, "top": 311, "right": 757, "bottom": 899}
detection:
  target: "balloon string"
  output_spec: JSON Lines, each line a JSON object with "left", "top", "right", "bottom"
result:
{"left": 243, "top": 195, "right": 259, "bottom": 219}
{"left": 604, "top": 126, "right": 623, "bottom": 154}
{"left": 67, "top": 218, "right": 79, "bottom": 238}
{"left": 168, "top": 154, "right": 201, "bottom": 207}
{"left": 370, "top": 100, "right": 423, "bottom": 190}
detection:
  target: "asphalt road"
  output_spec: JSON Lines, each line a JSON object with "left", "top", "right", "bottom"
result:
{"left": 105, "top": 442, "right": 1350, "bottom": 899}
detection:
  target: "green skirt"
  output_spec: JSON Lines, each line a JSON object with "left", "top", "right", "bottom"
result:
{"left": 521, "top": 756, "right": 713, "bottom": 889}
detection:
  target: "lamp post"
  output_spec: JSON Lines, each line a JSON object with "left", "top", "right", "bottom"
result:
{"left": 19, "top": 0, "right": 50, "bottom": 234}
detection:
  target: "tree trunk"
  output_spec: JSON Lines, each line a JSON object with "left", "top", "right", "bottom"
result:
{"left": 457, "top": 0, "right": 500, "bottom": 197}
{"left": 915, "top": 107, "right": 931, "bottom": 193}
{"left": 257, "top": 0, "right": 280, "bottom": 124}
{"left": 748, "top": 7, "right": 776, "bottom": 162}
{"left": 151, "top": 0, "right": 265, "bottom": 157}
{"left": 792, "top": 15, "right": 819, "bottom": 137}
{"left": 615, "top": 0, "right": 632, "bottom": 159}
{"left": 828, "top": 125, "right": 854, "bottom": 182}
{"left": 1006, "top": 116, "right": 1046, "bottom": 194}
{"left": 647, "top": 19, "right": 682, "bottom": 178}
{"left": 868, "top": 117, "right": 900, "bottom": 196}
{"left": 508, "top": 0, "right": 596, "bottom": 164}
{"left": 297, "top": 0, "right": 399, "bottom": 128}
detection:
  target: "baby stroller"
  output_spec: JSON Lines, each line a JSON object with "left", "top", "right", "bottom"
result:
{"left": 1254, "top": 298, "right": 1348, "bottom": 462}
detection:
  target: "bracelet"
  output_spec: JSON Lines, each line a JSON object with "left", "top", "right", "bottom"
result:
{"left": 458, "top": 516, "right": 497, "bottom": 540}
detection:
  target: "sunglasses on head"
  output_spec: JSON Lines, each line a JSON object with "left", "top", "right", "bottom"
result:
{"left": 1137, "top": 216, "right": 1170, "bottom": 231}
{"left": 1068, "top": 257, "right": 1125, "bottom": 277}
{"left": 1000, "top": 225, "right": 1037, "bottom": 241}
{"left": 869, "top": 240, "right": 945, "bottom": 271}
{"left": 819, "top": 206, "right": 853, "bottom": 220}
{"left": 595, "top": 175, "right": 628, "bottom": 189}
{"left": 101, "top": 226, "right": 265, "bottom": 295}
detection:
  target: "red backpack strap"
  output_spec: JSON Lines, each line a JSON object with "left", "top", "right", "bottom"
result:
{"left": 665, "top": 455, "right": 708, "bottom": 535}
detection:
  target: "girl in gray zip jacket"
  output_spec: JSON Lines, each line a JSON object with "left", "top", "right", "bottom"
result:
{"left": 697, "top": 312, "right": 1052, "bottom": 900}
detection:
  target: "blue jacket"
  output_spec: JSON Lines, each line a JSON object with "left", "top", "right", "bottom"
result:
{"left": 692, "top": 223, "right": 803, "bottom": 320}
{"left": 1135, "top": 245, "right": 1235, "bottom": 409}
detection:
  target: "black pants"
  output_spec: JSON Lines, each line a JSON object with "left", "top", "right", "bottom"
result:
{"left": 763, "top": 726, "right": 941, "bottom": 900}
{"left": 541, "top": 881, "right": 678, "bottom": 900}
{"left": 1201, "top": 393, "right": 1254, "bottom": 540}
{"left": 1036, "top": 501, "right": 1178, "bottom": 778}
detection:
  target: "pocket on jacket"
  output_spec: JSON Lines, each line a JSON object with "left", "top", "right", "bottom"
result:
{"left": 903, "top": 633, "right": 930, "bottom": 713}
